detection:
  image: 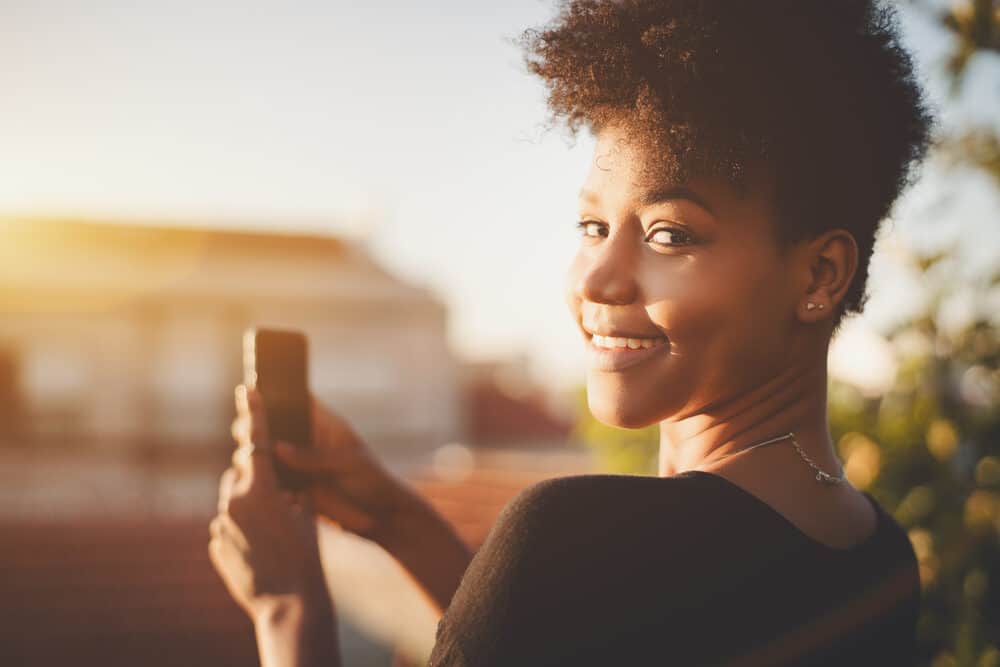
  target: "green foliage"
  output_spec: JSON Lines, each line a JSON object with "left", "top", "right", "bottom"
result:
{"left": 940, "top": 128, "right": 1000, "bottom": 188}
{"left": 916, "top": 0, "right": 1000, "bottom": 188}
{"left": 936, "top": 0, "right": 1000, "bottom": 91}
{"left": 833, "top": 321, "right": 999, "bottom": 665}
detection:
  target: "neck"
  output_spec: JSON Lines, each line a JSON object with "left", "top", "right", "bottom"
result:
{"left": 657, "top": 360, "right": 836, "bottom": 477}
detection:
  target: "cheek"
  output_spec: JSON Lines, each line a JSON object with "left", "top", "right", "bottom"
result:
{"left": 643, "top": 251, "right": 790, "bottom": 387}
{"left": 641, "top": 257, "right": 731, "bottom": 345}
{"left": 577, "top": 244, "right": 792, "bottom": 427}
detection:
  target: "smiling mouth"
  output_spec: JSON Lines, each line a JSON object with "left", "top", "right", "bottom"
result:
{"left": 584, "top": 332, "right": 671, "bottom": 372}
{"left": 587, "top": 333, "right": 668, "bottom": 350}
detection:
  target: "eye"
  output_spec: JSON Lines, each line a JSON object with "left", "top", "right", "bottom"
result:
{"left": 646, "top": 226, "right": 694, "bottom": 247}
{"left": 575, "top": 220, "right": 607, "bottom": 239}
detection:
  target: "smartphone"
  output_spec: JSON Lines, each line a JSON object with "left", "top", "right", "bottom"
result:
{"left": 242, "top": 327, "right": 312, "bottom": 490}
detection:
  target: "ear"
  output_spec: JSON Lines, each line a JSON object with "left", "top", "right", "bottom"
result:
{"left": 797, "top": 228, "right": 858, "bottom": 323}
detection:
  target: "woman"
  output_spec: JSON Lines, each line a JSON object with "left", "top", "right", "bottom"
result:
{"left": 210, "top": 1, "right": 932, "bottom": 664}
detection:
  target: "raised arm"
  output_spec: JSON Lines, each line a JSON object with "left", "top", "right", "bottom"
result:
{"left": 375, "top": 490, "right": 474, "bottom": 617}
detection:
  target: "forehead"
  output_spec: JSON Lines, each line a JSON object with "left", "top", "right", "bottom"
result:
{"left": 584, "top": 129, "right": 669, "bottom": 188}
{"left": 580, "top": 127, "right": 773, "bottom": 213}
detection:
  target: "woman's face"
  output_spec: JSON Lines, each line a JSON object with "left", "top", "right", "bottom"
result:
{"left": 566, "top": 128, "right": 805, "bottom": 428}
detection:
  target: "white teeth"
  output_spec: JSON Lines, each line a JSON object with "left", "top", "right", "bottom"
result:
{"left": 591, "top": 334, "right": 665, "bottom": 350}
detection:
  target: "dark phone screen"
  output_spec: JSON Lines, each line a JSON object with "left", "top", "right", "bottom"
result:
{"left": 246, "top": 329, "right": 312, "bottom": 490}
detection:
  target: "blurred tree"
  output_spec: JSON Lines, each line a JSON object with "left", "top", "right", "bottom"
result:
{"left": 934, "top": 0, "right": 999, "bottom": 90}
{"left": 920, "top": 0, "right": 1000, "bottom": 189}
{"left": 572, "top": 2, "right": 1000, "bottom": 664}
{"left": 941, "top": 127, "right": 1000, "bottom": 188}
{"left": 892, "top": 17, "right": 1000, "bottom": 664}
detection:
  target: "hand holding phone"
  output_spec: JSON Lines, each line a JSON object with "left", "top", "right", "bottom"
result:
{"left": 231, "top": 338, "right": 473, "bottom": 614}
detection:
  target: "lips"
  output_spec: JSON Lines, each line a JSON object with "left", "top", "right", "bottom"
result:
{"left": 584, "top": 333, "right": 670, "bottom": 372}
{"left": 583, "top": 323, "right": 665, "bottom": 340}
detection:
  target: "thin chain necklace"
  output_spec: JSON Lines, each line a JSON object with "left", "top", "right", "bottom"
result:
{"left": 703, "top": 431, "right": 846, "bottom": 484}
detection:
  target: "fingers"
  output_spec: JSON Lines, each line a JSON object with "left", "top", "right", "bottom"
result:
{"left": 230, "top": 384, "right": 278, "bottom": 493}
{"left": 208, "top": 531, "right": 231, "bottom": 574}
{"left": 218, "top": 467, "right": 238, "bottom": 514}
{"left": 209, "top": 512, "right": 249, "bottom": 553}
{"left": 244, "top": 386, "right": 270, "bottom": 444}
{"left": 307, "top": 484, "right": 377, "bottom": 537}
{"left": 309, "top": 394, "right": 332, "bottom": 444}
{"left": 235, "top": 383, "right": 248, "bottom": 413}
{"left": 231, "top": 442, "right": 250, "bottom": 468}
{"left": 207, "top": 516, "right": 253, "bottom": 619}
{"left": 309, "top": 395, "right": 362, "bottom": 450}
{"left": 228, "top": 445, "right": 279, "bottom": 499}
{"left": 273, "top": 440, "right": 349, "bottom": 476}
{"left": 218, "top": 452, "right": 280, "bottom": 524}
{"left": 218, "top": 464, "right": 252, "bottom": 521}
{"left": 232, "top": 384, "right": 269, "bottom": 449}
{"left": 230, "top": 416, "right": 252, "bottom": 449}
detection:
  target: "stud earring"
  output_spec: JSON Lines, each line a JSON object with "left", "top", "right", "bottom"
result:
{"left": 806, "top": 302, "right": 816, "bottom": 311}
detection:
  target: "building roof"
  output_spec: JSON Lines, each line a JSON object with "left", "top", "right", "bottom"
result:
{"left": 408, "top": 448, "right": 596, "bottom": 547}
{"left": 457, "top": 359, "right": 575, "bottom": 446}
{"left": 462, "top": 380, "right": 573, "bottom": 445}
{"left": 0, "top": 218, "right": 438, "bottom": 312}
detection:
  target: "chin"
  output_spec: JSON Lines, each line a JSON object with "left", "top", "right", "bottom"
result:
{"left": 586, "top": 379, "right": 665, "bottom": 430}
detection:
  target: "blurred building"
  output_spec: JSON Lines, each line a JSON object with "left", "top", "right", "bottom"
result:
{"left": 459, "top": 356, "right": 576, "bottom": 450}
{"left": 0, "top": 219, "right": 462, "bottom": 462}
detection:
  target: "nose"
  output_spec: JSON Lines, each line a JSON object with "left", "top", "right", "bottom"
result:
{"left": 573, "top": 230, "right": 639, "bottom": 306}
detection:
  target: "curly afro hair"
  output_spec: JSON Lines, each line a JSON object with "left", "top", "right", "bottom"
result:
{"left": 521, "top": 0, "right": 933, "bottom": 322}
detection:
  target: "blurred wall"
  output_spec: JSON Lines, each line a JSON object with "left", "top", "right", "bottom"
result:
{"left": 0, "top": 219, "right": 463, "bottom": 515}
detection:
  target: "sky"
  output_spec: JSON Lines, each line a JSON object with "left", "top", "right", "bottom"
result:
{"left": 1, "top": 0, "right": 997, "bottom": 392}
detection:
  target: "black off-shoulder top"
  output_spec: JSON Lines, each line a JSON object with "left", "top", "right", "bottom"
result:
{"left": 428, "top": 471, "right": 920, "bottom": 666}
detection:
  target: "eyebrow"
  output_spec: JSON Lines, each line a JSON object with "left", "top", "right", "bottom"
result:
{"left": 578, "top": 186, "right": 717, "bottom": 217}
